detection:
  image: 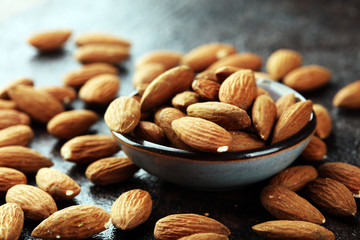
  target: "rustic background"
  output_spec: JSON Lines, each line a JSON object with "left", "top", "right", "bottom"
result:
{"left": 0, "top": 0, "right": 360, "bottom": 239}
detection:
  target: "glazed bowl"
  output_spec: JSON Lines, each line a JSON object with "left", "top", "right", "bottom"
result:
{"left": 112, "top": 79, "right": 316, "bottom": 191}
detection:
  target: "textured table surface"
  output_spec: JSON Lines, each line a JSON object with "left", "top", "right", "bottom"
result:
{"left": 0, "top": 0, "right": 360, "bottom": 239}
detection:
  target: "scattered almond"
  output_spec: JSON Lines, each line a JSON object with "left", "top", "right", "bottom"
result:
{"left": 208, "top": 52, "right": 262, "bottom": 71}
{"left": 228, "top": 131, "right": 265, "bottom": 151}
{"left": 0, "top": 109, "right": 30, "bottom": 130}
{"left": 191, "top": 79, "right": 220, "bottom": 101}
{"left": 214, "top": 66, "right": 241, "bottom": 83}
{"left": 0, "top": 203, "right": 24, "bottom": 240}
{"left": 74, "top": 43, "right": 130, "bottom": 64}
{"left": 133, "top": 63, "right": 166, "bottom": 95}
{"left": 28, "top": 29, "right": 71, "bottom": 51}
{"left": 0, "top": 78, "right": 34, "bottom": 99}
{"left": 266, "top": 49, "right": 302, "bottom": 80}
{"left": 0, "top": 167, "right": 27, "bottom": 195}
{"left": 194, "top": 69, "right": 218, "bottom": 81}
{"left": 252, "top": 95, "right": 277, "bottom": 140}
{"left": 136, "top": 50, "right": 183, "bottom": 70}
{"left": 134, "top": 121, "right": 167, "bottom": 144}
{"left": 332, "top": 80, "right": 360, "bottom": 108}
{"left": 0, "top": 125, "right": 33, "bottom": 147}
{"left": 275, "top": 93, "right": 296, "bottom": 119}
{"left": 171, "top": 91, "right": 200, "bottom": 112}
{"left": 178, "top": 233, "right": 229, "bottom": 240}
{"left": 38, "top": 85, "right": 77, "bottom": 104}
{"left": 75, "top": 32, "right": 131, "bottom": 47}
{"left": 300, "top": 136, "right": 327, "bottom": 161}
{"left": 313, "top": 104, "right": 332, "bottom": 139}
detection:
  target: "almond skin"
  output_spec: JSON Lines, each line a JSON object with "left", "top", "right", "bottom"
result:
{"left": 0, "top": 125, "right": 34, "bottom": 147}
{"left": 332, "top": 80, "right": 360, "bottom": 108}
{"left": 0, "top": 109, "right": 30, "bottom": 130}
{"left": 306, "top": 178, "right": 357, "bottom": 216}
{"left": 0, "top": 203, "right": 24, "bottom": 240}
{"left": 0, "top": 167, "right": 27, "bottom": 194}
{"left": 36, "top": 168, "right": 81, "bottom": 200}
{"left": 269, "top": 165, "right": 318, "bottom": 192}
{"left": 47, "top": 110, "right": 99, "bottom": 139}
{"left": 6, "top": 184, "right": 57, "bottom": 221}
{"left": 133, "top": 63, "right": 166, "bottom": 95}
{"left": 275, "top": 93, "right": 296, "bottom": 119}
{"left": 283, "top": 65, "right": 331, "bottom": 92}
{"left": 300, "top": 136, "right": 327, "bottom": 161}
{"left": 271, "top": 100, "right": 313, "bottom": 144}
{"left": 171, "top": 91, "right": 200, "bottom": 112}
{"left": 191, "top": 79, "right": 220, "bottom": 101}
{"left": 260, "top": 185, "right": 325, "bottom": 224}
{"left": 194, "top": 69, "right": 218, "bottom": 82}
{"left": 208, "top": 52, "right": 262, "bottom": 71}
{"left": 318, "top": 162, "right": 360, "bottom": 198}
{"left": 8, "top": 85, "right": 64, "bottom": 123}
{"left": 0, "top": 78, "right": 34, "bottom": 99}
{"left": 111, "top": 189, "right": 152, "bottom": 230}
{"left": 31, "top": 205, "right": 111, "bottom": 239}
{"left": 172, "top": 117, "right": 232, "bottom": 153}
{"left": 86, "top": 156, "right": 139, "bottom": 186}
{"left": 178, "top": 233, "right": 229, "bottom": 240}
{"left": 214, "top": 66, "right": 241, "bottom": 83}
{"left": 60, "top": 134, "right": 120, "bottom": 164}
{"left": 266, "top": 49, "right": 302, "bottom": 80}
{"left": 136, "top": 50, "right": 183, "bottom": 70}
{"left": 74, "top": 43, "right": 130, "bottom": 64}
{"left": 134, "top": 121, "right": 167, "bottom": 144}
{"left": 0, "top": 146, "right": 53, "bottom": 173}
{"left": 252, "top": 95, "right": 277, "bottom": 140}
{"left": 0, "top": 99, "right": 16, "bottom": 109}
{"left": 252, "top": 220, "right": 335, "bottom": 240}
{"left": 154, "top": 213, "right": 230, "bottom": 240}
{"left": 228, "top": 131, "right": 265, "bottom": 151}
{"left": 38, "top": 86, "right": 77, "bottom": 104}
{"left": 75, "top": 32, "right": 131, "bottom": 47}
{"left": 313, "top": 104, "right": 332, "bottom": 139}
{"left": 28, "top": 29, "right": 71, "bottom": 51}
{"left": 104, "top": 96, "right": 141, "bottom": 134}
{"left": 182, "top": 42, "right": 236, "bottom": 72}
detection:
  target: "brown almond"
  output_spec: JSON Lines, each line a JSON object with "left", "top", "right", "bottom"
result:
{"left": 182, "top": 43, "right": 236, "bottom": 72}
{"left": 214, "top": 66, "right": 241, "bottom": 83}
{"left": 0, "top": 203, "right": 24, "bottom": 240}
{"left": 172, "top": 117, "right": 232, "bottom": 152}
{"left": 300, "top": 136, "right": 327, "bottom": 161}
{"left": 266, "top": 49, "right": 302, "bottom": 80}
{"left": 318, "top": 162, "right": 360, "bottom": 198}
{"left": 6, "top": 184, "right": 57, "bottom": 221}
{"left": 306, "top": 178, "right": 357, "bottom": 216}
{"left": 104, "top": 96, "right": 141, "bottom": 134}
{"left": 0, "top": 109, "right": 30, "bottom": 130}
{"left": 0, "top": 125, "right": 34, "bottom": 147}
{"left": 313, "top": 104, "right": 332, "bottom": 139}
{"left": 140, "top": 65, "right": 194, "bottom": 111}
{"left": 260, "top": 185, "right": 325, "bottom": 224}
{"left": 85, "top": 156, "right": 139, "bottom": 186}
{"left": 194, "top": 69, "right": 218, "bottom": 82}
{"left": 283, "top": 65, "right": 331, "bottom": 92}
{"left": 74, "top": 43, "right": 130, "bottom": 64}
{"left": 187, "top": 102, "right": 251, "bottom": 130}
{"left": 134, "top": 121, "right": 167, "bottom": 144}
{"left": 154, "top": 213, "right": 230, "bottom": 240}
{"left": 136, "top": 50, "right": 183, "bottom": 70}
{"left": 275, "top": 93, "right": 296, "bottom": 119}
{"left": 0, "top": 146, "right": 53, "bottom": 173}
{"left": 208, "top": 52, "right": 262, "bottom": 71}
{"left": 36, "top": 168, "right": 81, "bottom": 200}
{"left": 171, "top": 91, "right": 200, "bottom": 112}
{"left": 0, "top": 99, "right": 16, "bottom": 109}
{"left": 0, "top": 78, "right": 34, "bottom": 99}
{"left": 191, "top": 79, "right": 220, "bottom": 101}
{"left": 252, "top": 95, "right": 277, "bottom": 140}
{"left": 252, "top": 220, "right": 334, "bottom": 240}
{"left": 47, "top": 110, "right": 99, "bottom": 139}
{"left": 269, "top": 165, "right": 318, "bottom": 192}
{"left": 133, "top": 63, "right": 166, "bottom": 95}
{"left": 60, "top": 134, "right": 120, "bottom": 164}
{"left": 219, "top": 69, "right": 257, "bottom": 110}
{"left": 28, "top": 29, "right": 71, "bottom": 51}
{"left": 111, "top": 189, "right": 152, "bottom": 230}
{"left": 0, "top": 167, "right": 27, "bottom": 194}
{"left": 178, "top": 233, "right": 229, "bottom": 240}
{"left": 8, "top": 85, "right": 64, "bottom": 123}
{"left": 256, "top": 87, "right": 271, "bottom": 97}
{"left": 31, "top": 205, "right": 111, "bottom": 239}
{"left": 79, "top": 74, "right": 120, "bottom": 105}
{"left": 38, "top": 86, "right": 77, "bottom": 104}
{"left": 333, "top": 80, "right": 360, "bottom": 109}
{"left": 229, "top": 131, "right": 265, "bottom": 151}
{"left": 272, "top": 100, "right": 313, "bottom": 144}
{"left": 75, "top": 32, "right": 131, "bottom": 47}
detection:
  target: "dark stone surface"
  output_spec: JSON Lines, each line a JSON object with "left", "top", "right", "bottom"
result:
{"left": 0, "top": 0, "right": 359, "bottom": 239}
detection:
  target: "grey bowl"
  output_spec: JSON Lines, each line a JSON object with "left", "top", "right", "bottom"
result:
{"left": 112, "top": 79, "right": 316, "bottom": 191}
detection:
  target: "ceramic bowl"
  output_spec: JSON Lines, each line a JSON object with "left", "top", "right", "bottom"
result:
{"left": 112, "top": 79, "right": 316, "bottom": 191}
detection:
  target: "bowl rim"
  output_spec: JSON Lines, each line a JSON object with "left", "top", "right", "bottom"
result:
{"left": 112, "top": 79, "right": 316, "bottom": 161}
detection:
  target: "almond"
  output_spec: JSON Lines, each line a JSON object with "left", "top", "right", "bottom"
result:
{"left": 252, "top": 220, "right": 334, "bottom": 240}
{"left": 0, "top": 167, "right": 27, "bottom": 194}
{"left": 313, "top": 104, "right": 332, "bottom": 139}
{"left": 75, "top": 32, "right": 131, "bottom": 47}
{"left": 74, "top": 43, "right": 130, "bottom": 64}
{"left": 318, "top": 162, "right": 360, "bottom": 198}
{"left": 31, "top": 205, "right": 111, "bottom": 239}
{"left": 191, "top": 79, "right": 220, "bottom": 101}
{"left": 275, "top": 93, "right": 296, "bottom": 119}
{"left": 283, "top": 65, "right": 331, "bottom": 92}
{"left": 154, "top": 213, "right": 230, "bottom": 240}
{"left": 306, "top": 178, "right": 357, "bottom": 216}
{"left": 0, "top": 78, "right": 34, "bottom": 99}
{"left": 60, "top": 134, "right": 120, "bottom": 164}
{"left": 260, "top": 185, "right": 325, "bottom": 224}
{"left": 47, "top": 110, "right": 99, "bottom": 139}
{"left": 140, "top": 65, "right": 194, "bottom": 111}
{"left": 38, "top": 86, "right": 77, "bottom": 104}
{"left": 194, "top": 69, "right": 218, "bottom": 82}
{"left": 104, "top": 96, "right": 141, "bottom": 134}
{"left": 214, "top": 66, "right": 241, "bottom": 83}
{"left": 79, "top": 74, "right": 120, "bottom": 105}
{"left": 228, "top": 131, "right": 265, "bottom": 151}
{"left": 111, "top": 189, "right": 152, "bottom": 230}
{"left": 207, "top": 52, "right": 262, "bottom": 71}
{"left": 171, "top": 91, "right": 200, "bottom": 112}
{"left": 133, "top": 63, "right": 166, "bottom": 95}
{"left": 63, "top": 63, "right": 118, "bottom": 88}
{"left": 136, "top": 50, "right": 183, "bottom": 70}
{"left": 85, "top": 156, "right": 139, "bottom": 186}
{"left": 28, "top": 29, "right": 71, "bottom": 51}
{"left": 187, "top": 102, "right": 251, "bottom": 130}
{"left": 254, "top": 72, "right": 278, "bottom": 81}
{"left": 178, "top": 233, "right": 229, "bottom": 240}
{"left": 182, "top": 43, "right": 236, "bottom": 72}
{"left": 252, "top": 95, "right": 277, "bottom": 140}
{"left": 332, "top": 80, "right": 360, "bottom": 108}
{"left": 0, "top": 146, "right": 53, "bottom": 173}
{"left": 6, "top": 184, "right": 57, "bottom": 221}
{"left": 0, "top": 99, "right": 16, "bottom": 109}
{"left": 219, "top": 69, "right": 257, "bottom": 110}
{"left": 300, "top": 136, "right": 327, "bottom": 161}
{"left": 0, "top": 109, "right": 31, "bottom": 130}
{"left": 36, "top": 168, "right": 81, "bottom": 200}
{"left": 0, "top": 125, "right": 33, "bottom": 147}
{"left": 172, "top": 117, "right": 232, "bottom": 152}
{"left": 134, "top": 121, "right": 167, "bottom": 144}
{"left": 256, "top": 87, "right": 271, "bottom": 97}
{"left": 0, "top": 203, "right": 24, "bottom": 240}
{"left": 266, "top": 49, "right": 302, "bottom": 80}
{"left": 8, "top": 85, "right": 64, "bottom": 123}
{"left": 271, "top": 100, "right": 313, "bottom": 144}
{"left": 269, "top": 165, "right": 318, "bottom": 192}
